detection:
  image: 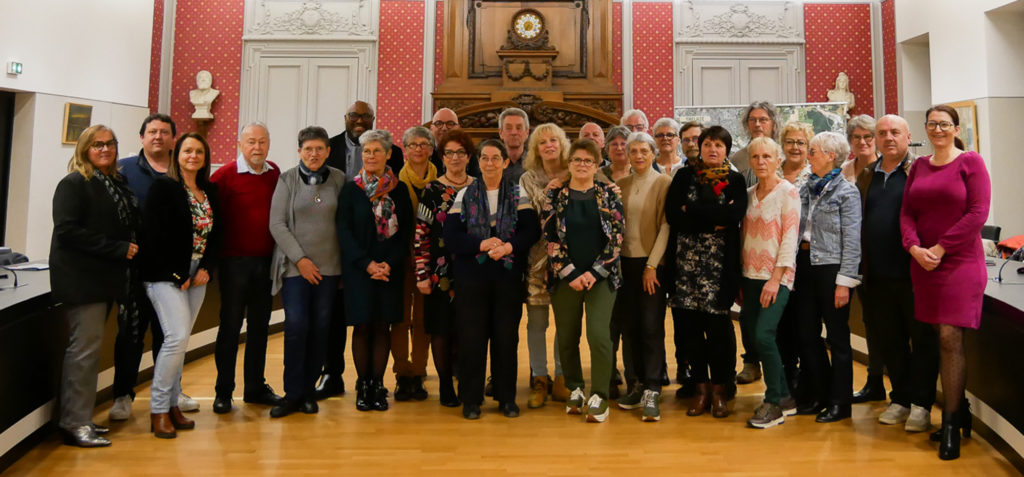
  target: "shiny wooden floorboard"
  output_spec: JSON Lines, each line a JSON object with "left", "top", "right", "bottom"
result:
{"left": 7, "top": 315, "right": 1017, "bottom": 476}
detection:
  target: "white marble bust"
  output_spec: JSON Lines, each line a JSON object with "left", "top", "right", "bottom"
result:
{"left": 827, "top": 72, "right": 855, "bottom": 116}
{"left": 190, "top": 70, "right": 220, "bottom": 120}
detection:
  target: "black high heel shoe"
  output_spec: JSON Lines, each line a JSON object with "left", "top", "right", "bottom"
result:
{"left": 931, "top": 398, "right": 971, "bottom": 442}
{"left": 355, "top": 379, "right": 372, "bottom": 412}
{"left": 939, "top": 411, "right": 961, "bottom": 460}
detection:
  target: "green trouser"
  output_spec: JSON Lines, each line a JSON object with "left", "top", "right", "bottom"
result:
{"left": 551, "top": 279, "right": 616, "bottom": 399}
{"left": 739, "top": 278, "right": 791, "bottom": 404}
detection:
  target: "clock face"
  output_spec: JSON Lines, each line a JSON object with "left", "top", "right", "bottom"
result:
{"left": 513, "top": 12, "right": 543, "bottom": 40}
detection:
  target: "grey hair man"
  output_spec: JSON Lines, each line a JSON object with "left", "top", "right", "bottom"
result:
{"left": 730, "top": 101, "right": 779, "bottom": 190}
{"left": 621, "top": 109, "right": 649, "bottom": 133}
{"left": 499, "top": 107, "right": 530, "bottom": 181}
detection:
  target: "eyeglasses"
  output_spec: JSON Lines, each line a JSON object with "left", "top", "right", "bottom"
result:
{"left": 90, "top": 140, "right": 118, "bottom": 151}
{"left": 625, "top": 124, "right": 646, "bottom": 132}
{"left": 654, "top": 132, "right": 677, "bottom": 140}
{"left": 925, "top": 121, "right": 955, "bottom": 131}
{"left": 850, "top": 134, "right": 874, "bottom": 142}
{"left": 783, "top": 140, "right": 807, "bottom": 147}
{"left": 681, "top": 137, "right": 700, "bottom": 144}
{"left": 443, "top": 149, "right": 468, "bottom": 159}
{"left": 432, "top": 121, "right": 458, "bottom": 129}
{"left": 570, "top": 157, "right": 596, "bottom": 166}
{"left": 748, "top": 117, "right": 772, "bottom": 124}
{"left": 405, "top": 142, "right": 432, "bottom": 150}
{"left": 347, "top": 112, "right": 374, "bottom": 122}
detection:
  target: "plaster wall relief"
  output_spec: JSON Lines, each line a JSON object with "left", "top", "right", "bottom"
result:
{"left": 677, "top": 1, "right": 804, "bottom": 44}
{"left": 245, "top": 0, "right": 377, "bottom": 39}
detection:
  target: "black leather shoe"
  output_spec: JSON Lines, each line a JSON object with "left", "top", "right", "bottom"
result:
{"left": 372, "top": 379, "right": 390, "bottom": 411}
{"left": 91, "top": 423, "right": 109, "bottom": 435}
{"left": 463, "top": 403, "right": 481, "bottom": 420}
{"left": 394, "top": 376, "right": 413, "bottom": 402}
{"left": 410, "top": 376, "right": 428, "bottom": 401}
{"left": 314, "top": 373, "right": 345, "bottom": 400}
{"left": 815, "top": 404, "right": 851, "bottom": 423}
{"left": 355, "top": 379, "right": 372, "bottom": 412}
{"left": 851, "top": 374, "right": 887, "bottom": 403}
{"left": 500, "top": 401, "right": 520, "bottom": 418}
{"left": 796, "top": 400, "right": 825, "bottom": 416}
{"left": 244, "top": 385, "right": 284, "bottom": 406}
{"left": 213, "top": 396, "right": 232, "bottom": 414}
{"left": 439, "top": 378, "right": 460, "bottom": 407}
{"left": 300, "top": 399, "right": 318, "bottom": 414}
{"left": 938, "top": 411, "right": 961, "bottom": 460}
{"left": 270, "top": 399, "right": 299, "bottom": 418}
{"left": 63, "top": 425, "right": 111, "bottom": 447}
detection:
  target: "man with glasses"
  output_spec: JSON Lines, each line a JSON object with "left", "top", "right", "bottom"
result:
{"left": 620, "top": 109, "right": 649, "bottom": 133}
{"left": 679, "top": 121, "right": 704, "bottom": 164}
{"left": 732, "top": 101, "right": 779, "bottom": 189}
{"left": 111, "top": 113, "right": 201, "bottom": 420}
{"left": 429, "top": 108, "right": 479, "bottom": 177}
{"left": 857, "top": 114, "right": 938, "bottom": 433}
{"left": 326, "top": 100, "right": 404, "bottom": 178}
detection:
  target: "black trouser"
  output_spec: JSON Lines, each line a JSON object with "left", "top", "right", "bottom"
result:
{"left": 795, "top": 249, "right": 853, "bottom": 406}
{"left": 456, "top": 275, "right": 522, "bottom": 407}
{"left": 857, "top": 286, "right": 887, "bottom": 378}
{"left": 214, "top": 256, "right": 274, "bottom": 398}
{"left": 677, "top": 307, "right": 736, "bottom": 391}
{"left": 321, "top": 289, "right": 348, "bottom": 379}
{"left": 610, "top": 281, "right": 635, "bottom": 384}
{"left": 776, "top": 295, "right": 801, "bottom": 389}
{"left": 618, "top": 258, "right": 667, "bottom": 392}
{"left": 111, "top": 295, "right": 161, "bottom": 399}
{"left": 863, "top": 275, "right": 939, "bottom": 408}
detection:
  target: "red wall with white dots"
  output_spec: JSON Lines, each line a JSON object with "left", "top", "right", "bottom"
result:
{"left": 147, "top": 0, "right": 164, "bottom": 114}
{"left": 377, "top": 0, "right": 426, "bottom": 133}
{"left": 881, "top": 0, "right": 898, "bottom": 115}
{"left": 804, "top": 3, "right": 875, "bottom": 117}
{"left": 631, "top": 2, "right": 675, "bottom": 121}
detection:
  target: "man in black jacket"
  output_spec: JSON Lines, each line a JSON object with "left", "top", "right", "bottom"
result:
{"left": 325, "top": 101, "right": 403, "bottom": 178}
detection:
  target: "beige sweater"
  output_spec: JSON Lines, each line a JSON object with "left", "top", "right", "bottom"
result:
{"left": 617, "top": 167, "right": 672, "bottom": 266}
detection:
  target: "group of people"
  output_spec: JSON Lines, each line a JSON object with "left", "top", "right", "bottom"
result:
{"left": 50, "top": 99, "right": 989, "bottom": 461}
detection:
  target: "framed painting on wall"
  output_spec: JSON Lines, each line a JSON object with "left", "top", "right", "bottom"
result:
{"left": 62, "top": 102, "right": 92, "bottom": 145}
{"left": 946, "top": 100, "right": 978, "bottom": 152}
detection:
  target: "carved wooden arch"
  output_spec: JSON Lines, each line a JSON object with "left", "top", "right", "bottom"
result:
{"left": 446, "top": 94, "right": 620, "bottom": 141}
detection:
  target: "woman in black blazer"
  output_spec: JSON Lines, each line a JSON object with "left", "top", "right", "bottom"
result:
{"left": 50, "top": 125, "right": 141, "bottom": 447}
{"left": 138, "top": 132, "right": 221, "bottom": 438}
{"left": 336, "top": 129, "right": 413, "bottom": 412}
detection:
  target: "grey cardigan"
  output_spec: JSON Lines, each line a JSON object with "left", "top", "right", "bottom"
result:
{"left": 269, "top": 166, "right": 346, "bottom": 294}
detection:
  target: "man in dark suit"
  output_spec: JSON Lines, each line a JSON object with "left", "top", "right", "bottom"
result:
{"left": 325, "top": 101, "right": 403, "bottom": 179}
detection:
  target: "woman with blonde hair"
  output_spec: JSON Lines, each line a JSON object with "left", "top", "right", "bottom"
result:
{"left": 51, "top": 125, "right": 142, "bottom": 447}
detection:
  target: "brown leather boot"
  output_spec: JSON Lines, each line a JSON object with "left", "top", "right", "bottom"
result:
{"left": 551, "top": 375, "right": 570, "bottom": 402}
{"left": 169, "top": 406, "right": 195, "bottom": 430}
{"left": 151, "top": 413, "right": 176, "bottom": 439}
{"left": 527, "top": 375, "right": 550, "bottom": 409}
{"left": 711, "top": 384, "right": 730, "bottom": 418}
{"left": 687, "top": 383, "right": 711, "bottom": 416}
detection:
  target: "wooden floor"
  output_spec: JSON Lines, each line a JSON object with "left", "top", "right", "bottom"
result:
{"left": 6, "top": 314, "right": 1018, "bottom": 476}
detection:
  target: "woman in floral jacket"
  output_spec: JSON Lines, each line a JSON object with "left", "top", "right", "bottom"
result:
{"left": 543, "top": 139, "right": 624, "bottom": 424}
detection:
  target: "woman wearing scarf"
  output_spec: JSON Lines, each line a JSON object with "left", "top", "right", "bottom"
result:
{"left": 544, "top": 139, "right": 624, "bottom": 423}
{"left": 414, "top": 129, "right": 477, "bottom": 408}
{"left": 794, "top": 131, "right": 862, "bottom": 424}
{"left": 391, "top": 126, "right": 437, "bottom": 402}
{"left": 665, "top": 125, "right": 747, "bottom": 419}
{"left": 337, "top": 129, "right": 413, "bottom": 412}
{"left": 140, "top": 132, "right": 222, "bottom": 438}
{"left": 268, "top": 126, "right": 346, "bottom": 418}
{"left": 444, "top": 139, "right": 539, "bottom": 420}
{"left": 50, "top": 125, "right": 141, "bottom": 447}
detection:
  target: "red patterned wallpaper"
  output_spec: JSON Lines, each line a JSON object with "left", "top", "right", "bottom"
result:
{"left": 610, "top": 2, "right": 618, "bottom": 92}
{"left": 632, "top": 2, "right": 674, "bottom": 121}
{"left": 148, "top": 0, "right": 164, "bottom": 114}
{"left": 168, "top": 0, "right": 244, "bottom": 165}
{"left": 881, "top": 0, "right": 898, "bottom": 115}
{"left": 435, "top": 0, "right": 444, "bottom": 90}
{"left": 377, "top": 0, "right": 425, "bottom": 133}
{"left": 804, "top": 3, "right": 874, "bottom": 117}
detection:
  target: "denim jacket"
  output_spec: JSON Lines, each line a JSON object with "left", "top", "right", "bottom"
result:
{"left": 799, "top": 174, "right": 862, "bottom": 287}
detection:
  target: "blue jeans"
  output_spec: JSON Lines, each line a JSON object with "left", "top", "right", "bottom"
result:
{"left": 281, "top": 275, "right": 340, "bottom": 401}
{"left": 145, "top": 260, "right": 206, "bottom": 413}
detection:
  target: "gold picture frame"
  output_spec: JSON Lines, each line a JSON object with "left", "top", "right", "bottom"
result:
{"left": 947, "top": 100, "right": 978, "bottom": 152}
{"left": 62, "top": 102, "right": 93, "bottom": 145}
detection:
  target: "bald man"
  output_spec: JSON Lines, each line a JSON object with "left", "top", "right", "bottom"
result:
{"left": 325, "top": 100, "right": 404, "bottom": 178}
{"left": 429, "top": 108, "right": 479, "bottom": 176}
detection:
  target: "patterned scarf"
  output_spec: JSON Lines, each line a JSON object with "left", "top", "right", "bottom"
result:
{"left": 399, "top": 161, "right": 437, "bottom": 210}
{"left": 692, "top": 157, "right": 733, "bottom": 196}
{"left": 355, "top": 167, "right": 399, "bottom": 240}
{"left": 465, "top": 175, "right": 519, "bottom": 270}
{"left": 809, "top": 167, "right": 843, "bottom": 198}
{"left": 94, "top": 171, "right": 145, "bottom": 346}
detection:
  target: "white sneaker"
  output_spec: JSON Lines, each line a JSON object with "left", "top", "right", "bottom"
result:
{"left": 904, "top": 404, "right": 932, "bottom": 432}
{"left": 585, "top": 394, "right": 609, "bottom": 423}
{"left": 878, "top": 402, "right": 910, "bottom": 424}
{"left": 566, "top": 388, "right": 585, "bottom": 415}
{"left": 109, "top": 395, "right": 132, "bottom": 421}
{"left": 177, "top": 391, "right": 200, "bottom": 412}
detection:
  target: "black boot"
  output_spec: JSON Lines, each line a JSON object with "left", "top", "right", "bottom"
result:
{"left": 439, "top": 376, "right": 460, "bottom": 407}
{"left": 931, "top": 398, "right": 971, "bottom": 442}
{"left": 938, "top": 411, "right": 961, "bottom": 460}
{"left": 355, "top": 379, "right": 371, "bottom": 412}
{"left": 372, "top": 378, "right": 389, "bottom": 411}
{"left": 851, "top": 374, "right": 886, "bottom": 403}
{"left": 394, "top": 376, "right": 412, "bottom": 402}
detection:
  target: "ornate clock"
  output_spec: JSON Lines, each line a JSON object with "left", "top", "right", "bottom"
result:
{"left": 504, "top": 8, "right": 552, "bottom": 50}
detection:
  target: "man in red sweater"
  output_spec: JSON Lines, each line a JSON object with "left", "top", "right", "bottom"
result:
{"left": 210, "top": 122, "right": 285, "bottom": 413}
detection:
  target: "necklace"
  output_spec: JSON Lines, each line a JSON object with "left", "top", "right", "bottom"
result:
{"left": 444, "top": 173, "right": 469, "bottom": 187}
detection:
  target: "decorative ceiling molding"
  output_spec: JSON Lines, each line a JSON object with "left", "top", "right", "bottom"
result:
{"left": 245, "top": 0, "right": 376, "bottom": 39}
{"left": 677, "top": 1, "right": 804, "bottom": 44}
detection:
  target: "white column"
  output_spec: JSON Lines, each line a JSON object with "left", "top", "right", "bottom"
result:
{"left": 622, "top": 0, "right": 633, "bottom": 112}
{"left": 157, "top": 0, "right": 176, "bottom": 114}
{"left": 422, "top": 0, "right": 437, "bottom": 123}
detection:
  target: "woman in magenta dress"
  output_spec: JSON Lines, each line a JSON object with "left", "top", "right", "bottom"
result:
{"left": 899, "top": 104, "right": 990, "bottom": 461}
